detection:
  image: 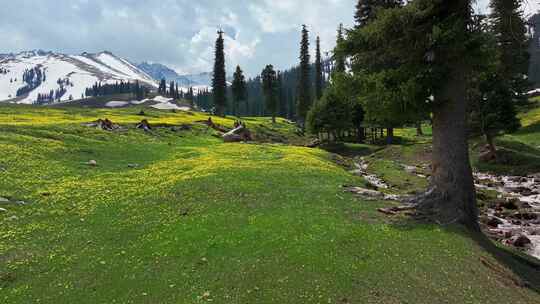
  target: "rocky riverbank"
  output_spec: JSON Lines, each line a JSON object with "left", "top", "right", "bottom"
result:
{"left": 475, "top": 173, "right": 540, "bottom": 259}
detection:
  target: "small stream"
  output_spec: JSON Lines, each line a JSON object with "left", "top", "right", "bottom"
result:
{"left": 474, "top": 173, "right": 540, "bottom": 259}
{"left": 351, "top": 158, "right": 389, "bottom": 190}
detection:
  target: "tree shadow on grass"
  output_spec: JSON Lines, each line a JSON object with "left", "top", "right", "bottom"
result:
{"left": 320, "top": 135, "right": 426, "bottom": 158}
{"left": 471, "top": 232, "right": 540, "bottom": 293}
{"left": 497, "top": 138, "right": 540, "bottom": 156}
{"left": 389, "top": 216, "right": 540, "bottom": 293}
{"left": 321, "top": 142, "right": 384, "bottom": 158}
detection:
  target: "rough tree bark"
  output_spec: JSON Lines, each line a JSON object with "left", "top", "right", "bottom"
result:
{"left": 421, "top": 64, "right": 479, "bottom": 230}
{"left": 415, "top": 0, "right": 479, "bottom": 230}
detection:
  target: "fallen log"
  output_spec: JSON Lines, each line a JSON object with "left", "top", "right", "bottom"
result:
{"left": 306, "top": 138, "right": 321, "bottom": 148}
{"left": 198, "top": 117, "right": 230, "bottom": 133}
{"left": 222, "top": 125, "right": 252, "bottom": 143}
{"left": 136, "top": 119, "right": 152, "bottom": 132}
{"left": 82, "top": 118, "right": 120, "bottom": 131}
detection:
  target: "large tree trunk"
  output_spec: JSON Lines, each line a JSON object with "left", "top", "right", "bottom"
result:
{"left": 485, "top": 133, "right": 497, "bottom": 159}
{"left": 416, "top": 122, "right": 424, "bottom": 136}
{"left": 386, "top": 127, "right": 394, "bottom": 145}
{"left": 418, "top": 64, "right": 479, "bottom": 230}
{"left": 357, "top": 127, "right": 365, "bottom": 143}
{"left": 414, "top": 0, "right": 479, "bottom": 231}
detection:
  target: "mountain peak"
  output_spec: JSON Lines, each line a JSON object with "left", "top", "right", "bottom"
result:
{"left": 136, "top": 62, "right": 212, "bottom": 88}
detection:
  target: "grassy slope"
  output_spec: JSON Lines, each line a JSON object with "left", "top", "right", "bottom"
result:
{"left": 0, "top": 105, "right": 539, "bottom": 303}
{"left": 471, "top": 98, "right": 540, "bottom": 175}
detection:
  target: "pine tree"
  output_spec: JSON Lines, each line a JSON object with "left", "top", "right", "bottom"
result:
{"left": 466, "top": 2, "right": 523, "bottom": 159}
{"left": 187, "top": 87, "right": 195, "bottom": 106}
{"left": 277, "top": 71, "right": 287, "bottom": 117}
{"left": 470, "top": 73, "right": 521, "bottom": 158}
{"left": 334, "top": 24, "right": 347, "bottom": 73}
{"left": 168, "top": 81, "right": 174, "bottom": 98}
{"left": 231, "top": 65, "right": 247, "bottom": 117}
{"left": 355, "top": 0, "right": 402, "bottom": 28}
{"left": 297, "top": 25, "right": 312, "bottom": 126}
{"left": 262, "top": 65, "right": 278, "bottom": 123}
{"left": 212, "top": 30, "right": 227, "bottom": 116}
{"left": 490, "top": 0, "right": 530, "bottom": 105}
{"left": 354, "top": 0, "right": 375, "bottom": 27}
{"left": 159, "top": 79, "right": 167, "bottom": 95}
{"left": 346, "top": 0, "right": 479, "bottom": 229}
{"left": 315, "top": 36, "right": 324, "bottom": 100}
{"left": 135, "top": 80, "right": 142, "bottom": 100}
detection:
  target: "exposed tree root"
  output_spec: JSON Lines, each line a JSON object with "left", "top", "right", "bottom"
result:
{"left": 377, "top": 205, "right": 416, "bottom": 215}
{"left": 406, "top": 186, "right": 473, "bottom": 228}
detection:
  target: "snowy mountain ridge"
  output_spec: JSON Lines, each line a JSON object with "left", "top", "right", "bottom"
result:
{"left": 0, "top": 50, "right": 157, "bottom": 104}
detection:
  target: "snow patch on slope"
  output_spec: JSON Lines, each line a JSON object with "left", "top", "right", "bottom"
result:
{"left": 105, "top": 101, "right": 130, "bottom": 108}
{"left": 0, "top": 51, "right": 157, "bottom": 104}
{"left": 95, "top": 52, "right": 154, "bottom": 83}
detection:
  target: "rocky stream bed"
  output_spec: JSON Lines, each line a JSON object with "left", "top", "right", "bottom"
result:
{"left": 475, "top": 172, "right": 540, "bottom": 259}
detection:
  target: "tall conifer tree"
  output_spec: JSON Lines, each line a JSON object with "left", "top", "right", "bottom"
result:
{"left": 297, "top": 25, "right": 312, "bottom": 126}
{"left": 490, "top": 0, "right": 529, "bottom": 105}
{"left": 262, "top": 65, "right": 278, "bottom": 123}
{"left": 169, "top": 81, "right": 175, "bottom": 98}
{"left": 466, "top": 0, "right": 525, "bottom": 158}
{"left": 315, "top": 36, "right": 323, "bottom": 100}
{"left": 334, "top": 24, "right": 346, "bottom": 73}
{"left": 212, "top": 30, "right": 227, "bottom": 116}
{"left": 354, "top": 0, "right": 375, "bottom": 27}
{"left": 277, "top": 71, "right": 287, "bottom": 117}
{"left": 159, "top": 79, "right": 167, "bottom": 95}
{"left": 231, "top": 65, "right": 247, "bottom": 117}
{"left": 355, "top": 0, "right": 402, "bottom": 28}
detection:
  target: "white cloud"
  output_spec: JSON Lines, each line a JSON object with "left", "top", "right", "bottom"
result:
{"left": 18, "top": 1, "right": 540, "bottom": 77}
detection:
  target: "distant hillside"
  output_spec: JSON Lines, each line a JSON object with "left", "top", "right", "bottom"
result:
{"left": 0, "top": 50, "right": 156, "bottom": 104}
{"left": 137, "top": 62, "right": 212, "bottom": 88}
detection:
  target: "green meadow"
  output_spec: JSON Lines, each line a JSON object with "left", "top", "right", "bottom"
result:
{"left": 0, "top": 104, "right": 539, "bottom": 303}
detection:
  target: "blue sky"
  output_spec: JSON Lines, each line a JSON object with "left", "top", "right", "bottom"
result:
{"left": 0, "top": 0, "right": 538, "bottom": 77}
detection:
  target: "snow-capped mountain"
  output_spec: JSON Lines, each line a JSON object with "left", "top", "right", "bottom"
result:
{"left": 184, "top": 72, "right": 213, "bottom": 87}
{"left": 137, "top": 62, "right": 213, "bottom": 88}
{"left": 137, "top": 62, "right": 191, "bottom": 86}
{"left": 0, "top": 50, "right": 157, "bottom": 104}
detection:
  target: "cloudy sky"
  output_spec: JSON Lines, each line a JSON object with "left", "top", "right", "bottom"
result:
{"left": 0, "top": 0, "right": 538, "bottom": 77}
